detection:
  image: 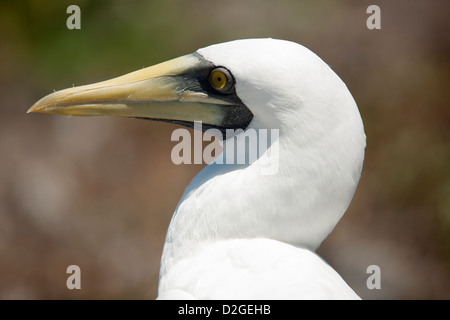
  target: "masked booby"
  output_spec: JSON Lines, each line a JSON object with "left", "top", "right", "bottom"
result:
{"left": 29, "top": 38, "right": 366, "bottom": 299}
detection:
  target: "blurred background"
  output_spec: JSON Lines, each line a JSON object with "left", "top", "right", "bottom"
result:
{"left": 0, "top": 0, "right": 449, "bottom": 299}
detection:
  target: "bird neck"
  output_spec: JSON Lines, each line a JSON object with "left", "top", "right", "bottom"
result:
{"left": 159, "top": 112, "right": 365, "bottom": 280}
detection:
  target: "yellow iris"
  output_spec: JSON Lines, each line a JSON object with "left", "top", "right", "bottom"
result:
{"left": 210, "top": 70, "right": 228, "bottom": 90}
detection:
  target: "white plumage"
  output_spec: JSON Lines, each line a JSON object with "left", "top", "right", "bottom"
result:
{"left": 158, "top": 39, "right": 366, "bottom": 299}
{"left": 29, "top": 38, "right": 366, "bottom": 300}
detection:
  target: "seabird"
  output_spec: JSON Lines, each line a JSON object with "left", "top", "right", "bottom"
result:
{"left": 29, "top": 38, "right": 366, "bottom": 299}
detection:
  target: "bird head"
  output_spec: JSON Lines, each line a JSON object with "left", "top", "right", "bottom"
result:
{"left": 29, "top": 38, "right": 366, "bottom": 251}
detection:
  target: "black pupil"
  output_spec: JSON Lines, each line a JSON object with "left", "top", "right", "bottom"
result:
{"left": 218, "top": 76, "right": 222, "bottom": 82}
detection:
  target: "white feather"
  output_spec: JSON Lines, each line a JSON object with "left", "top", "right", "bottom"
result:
{"left": 158, "top": 39, "right": 366, "bottom": 299}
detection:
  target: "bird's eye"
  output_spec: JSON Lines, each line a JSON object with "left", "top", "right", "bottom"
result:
{"left": 209, "top": 67, "right": 234, "bottom": 93}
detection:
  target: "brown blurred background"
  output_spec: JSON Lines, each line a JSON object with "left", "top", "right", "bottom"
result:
{"left": 0, "top": 0, "right": 449, "bottom": 299}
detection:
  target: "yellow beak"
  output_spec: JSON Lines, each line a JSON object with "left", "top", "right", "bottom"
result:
{"left": 28, "top": 53, "right": 252, "bottom": 134}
